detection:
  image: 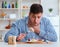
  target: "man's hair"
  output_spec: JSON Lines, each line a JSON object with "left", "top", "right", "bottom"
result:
{"left": 30, "top": 4, "right": 43, "bottom": 14}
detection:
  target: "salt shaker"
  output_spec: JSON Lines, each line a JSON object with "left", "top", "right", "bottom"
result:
{"left": 12, "top": 36, "right": 17, "bottom": 44}
{"left": 8, "top": 36, "right": 17, "bottom": 45}
{"left": 8, "top": 36, "right": 13, "bottom": 45}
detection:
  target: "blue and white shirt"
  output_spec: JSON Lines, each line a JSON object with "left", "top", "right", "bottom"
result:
{"left": 4, "top": 16, "right": 57, "bottom": 42}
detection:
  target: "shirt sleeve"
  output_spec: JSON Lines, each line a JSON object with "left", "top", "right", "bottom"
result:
{"left": 39, "top": 19, "right": 57, "bottom": 42}
{"left": 4, "top": 21, "right": 20, "bottom": 42}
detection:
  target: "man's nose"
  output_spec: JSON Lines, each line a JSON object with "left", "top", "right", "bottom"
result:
{"left": 34, "top": 18, "right": 37, "bottom": 23}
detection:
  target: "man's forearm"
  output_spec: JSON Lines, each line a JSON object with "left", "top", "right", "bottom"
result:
{"left": 39, "top": 30, "right": 57, "bottom": 42}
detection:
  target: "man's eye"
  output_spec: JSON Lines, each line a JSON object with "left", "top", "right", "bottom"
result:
{"left": 32, "top": 16, "right": 35, "bottom": 18}
{"left": 38, "top": 16, "right": 40, "bottom": 18}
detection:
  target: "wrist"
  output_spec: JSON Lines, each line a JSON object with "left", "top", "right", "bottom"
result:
{"left": 35, "top": 31, "right": 40, "bottom": 35}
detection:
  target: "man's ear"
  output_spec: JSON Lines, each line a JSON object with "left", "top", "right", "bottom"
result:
{"left": 29, "top": 12, "right": 31, "bottom": 16}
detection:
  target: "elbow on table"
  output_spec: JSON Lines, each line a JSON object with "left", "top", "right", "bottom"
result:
{"left": 50, "top": 35, "right": 58, "bottom": 42}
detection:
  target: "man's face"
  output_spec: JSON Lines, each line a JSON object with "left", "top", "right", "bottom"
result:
{"left": 29, "top": 12, "right": 43, "bottom": 26}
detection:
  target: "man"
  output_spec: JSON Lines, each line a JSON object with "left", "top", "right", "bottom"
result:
{"left": 4, "top": 4, "right": 57, "bottom": 42}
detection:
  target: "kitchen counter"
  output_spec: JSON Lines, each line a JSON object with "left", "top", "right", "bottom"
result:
{"left": 0, "top": 42, "right": 59, "bottom": 47}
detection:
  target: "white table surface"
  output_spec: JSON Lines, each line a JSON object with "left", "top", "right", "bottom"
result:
{"left": 0, "top": 42, "right": 59, "bottom": 47}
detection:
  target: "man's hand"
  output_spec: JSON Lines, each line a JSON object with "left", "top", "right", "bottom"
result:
{"left": 16, "top": 33, "right": 26, "bottom": 41}
{"left": 33, "top": 26, "right": 40, "bottom": 35}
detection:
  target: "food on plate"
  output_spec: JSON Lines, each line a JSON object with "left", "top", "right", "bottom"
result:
{"left": 27, "top": 39, "right": 38, "bottom": 42}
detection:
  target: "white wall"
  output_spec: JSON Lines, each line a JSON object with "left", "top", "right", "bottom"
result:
{"left": 41, "top": 0, "right": 59, "bottom": 16}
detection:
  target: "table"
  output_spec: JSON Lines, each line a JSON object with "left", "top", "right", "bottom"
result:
{"left": 17, "top": 41, "right": 52, "bottom": 44}
{"left": 0, "top": 42, "right": 59, "bottom": 47}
